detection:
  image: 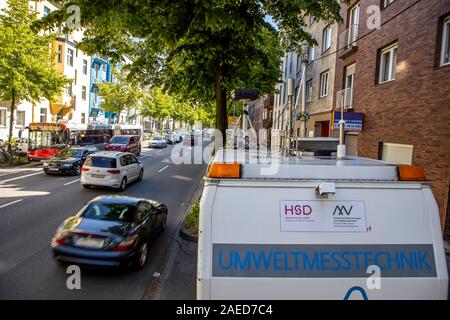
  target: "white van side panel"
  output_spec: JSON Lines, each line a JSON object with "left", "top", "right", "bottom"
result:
{"left": 198, "top": 180, "right": 448, "bottom": 300}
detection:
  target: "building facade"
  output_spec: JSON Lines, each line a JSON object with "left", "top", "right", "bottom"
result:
{"left": 272, "top": 51, "right": 300, "bottom": 149}
{"left": 248, "top": 95, "right": 274, "bottom": 148}
{"left": 293, "top": 17, "right": 340, "bottom": 139}
{"left": 335, "top": 0, "right": 450, "bottom": 237}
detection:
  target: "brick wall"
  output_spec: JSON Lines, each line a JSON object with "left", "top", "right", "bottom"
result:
{"left": 335, "top": 0, "right": 450, "bottom": 236}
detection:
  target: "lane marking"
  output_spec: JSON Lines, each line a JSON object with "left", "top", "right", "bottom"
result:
{"left": 139, "top": 155, "right": 152, "bottom": 160}
{"left": 158, "top": 165, "right": 169, "bottom": 173}
{"left": 0, "top": 171, "right": 43, "bottom": 184}
{"left": 64, "top": 179, "right": 80, "bottom": 186}
{"left": 0, "top": 199, "right": 23, "bottom": 209}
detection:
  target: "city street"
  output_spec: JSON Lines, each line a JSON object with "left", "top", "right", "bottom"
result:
{"left": 0, "top": 144, "right": 206, "bottom": 299}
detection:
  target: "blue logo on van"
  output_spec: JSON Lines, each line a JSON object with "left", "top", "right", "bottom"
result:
{"left": 343, "top": 286, "right": 369, "bottom": 300}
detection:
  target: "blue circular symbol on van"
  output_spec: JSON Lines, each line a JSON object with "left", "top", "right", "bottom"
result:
{"left": 343, "top": 286, "right": 369, "bottom": 300}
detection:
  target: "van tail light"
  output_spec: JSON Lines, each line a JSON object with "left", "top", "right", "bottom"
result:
{"left": 112, "top": 235, "right": 137, "bottom": 252}
{"left": 107, "top": 169, "right": 121, "bottom": 174}
{"left": 81, "top": 167, "right": 90, "bottom": 172}
{"left": 398, "top": 165, "right": 426, "bottom": 181}
{"left": 207, "top": 163, "right": 241, "bottom": 179}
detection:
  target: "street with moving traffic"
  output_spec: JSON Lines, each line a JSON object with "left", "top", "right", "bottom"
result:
{"left": 0, "top": 144, "right": 206, "bottom": 299}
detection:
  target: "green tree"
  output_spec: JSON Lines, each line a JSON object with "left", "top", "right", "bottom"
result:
{"left": 39, "top": 0, "right": 342, "bottom": 139}
{"left": 0, "top": 0, "right": 70, "bottom": 146}
{"left": 98, "top": 69, "right": 143, "bottom": 123}
{"left": 140, "top": 87, "right": 174, "bottom": 129}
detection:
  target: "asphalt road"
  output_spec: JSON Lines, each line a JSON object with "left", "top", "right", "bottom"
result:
{"left": 0, "top": 143, "right": 206, "bottom": 299}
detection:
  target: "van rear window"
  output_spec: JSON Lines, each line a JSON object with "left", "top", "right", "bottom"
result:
{"left": 84, "top": 156, "right": 117, "bottom": 168}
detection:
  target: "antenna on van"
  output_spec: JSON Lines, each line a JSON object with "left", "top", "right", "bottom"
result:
{"left": 337, "top": 92, "right": 346, "bottom": 160}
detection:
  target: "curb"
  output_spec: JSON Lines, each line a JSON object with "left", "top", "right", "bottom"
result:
{"left": 179, "top": 179, "right": 204, "bottom": 243}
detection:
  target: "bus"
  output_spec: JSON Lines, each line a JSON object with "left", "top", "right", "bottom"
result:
{"left": 27, "top": 122, "right": 142, "bottom": 161}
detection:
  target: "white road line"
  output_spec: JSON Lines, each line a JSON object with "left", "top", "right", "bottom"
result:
{"left": 0, "top": 171, "right": 43, "bottom": 184}
{"left": 0, "top": 199, "right": 23, "bottom": 209}
{"left": 64, "top": 179, "right": 80, "bottom": 186}
{"left": 139, "top": 155, "right": 152, "bottom": 160}
{"left": 158, "top": 165, "right": 169, "bottom": 173}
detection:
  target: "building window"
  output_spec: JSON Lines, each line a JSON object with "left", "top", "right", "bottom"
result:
{"left": 82, "top": 86, "right": 87, "bottom": 100}
{"left": 102, "top": 64, "right": 106, "bottom": 72}
{"left": 66, "top": 84, "right": 73, "bottom": 96}
{"left": 440, "top": 16, "right": 450, "bottom": 66}
{"left": 67, "top": 48, "right": 74, "bottom": 66}
{"left": 383, "top": 0, "right": 396, "bottom": 8}
{"left": 306, "top": 80, "right": 313, "bottom": 102}
{"left": 16, "top": 110, "right": 25, "bottom": 126}
{"left": 378, "top": 43, "right": 398, "bottom": 83}
{"left": 320, "top": 71, "right": 329, "bottom": 98}
{"left": 40, "top": 108, "right": 47, "bottom": 123}
{"left": 83, "top": 59, "right": 88, "bottom": 74}
{"left": 74, "top": 70, "right": 77, "bottom": 85}
{"left": 57, "top": 45, "right": 63, "bottom": 63}
{"left": 0, "top": 108, "right": 6, "bottom": 126}
{"left": 322, "top": 25, "right": 332, "bottom": 52}
{"left": 308, "top": 46, "right": 315, "bottom": 63}
{"left": 43, "top": 6, "right": 51, "bottom": 17}
{"left": 81, "top": 113, "right": 86, "bottom": 124}
{"left": 95, "top": 64, "right": 99, "bottom": 79}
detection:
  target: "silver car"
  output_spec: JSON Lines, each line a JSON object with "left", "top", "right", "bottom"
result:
{"left": 148, "top": 136, "right": 167, "bottom": 148}
{"left": 80, "top": 151, "right": 144, "bottom": 191}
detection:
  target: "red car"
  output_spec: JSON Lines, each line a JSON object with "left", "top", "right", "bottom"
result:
{"left": 105, "top": 135, "right": 141, "bottom": 156}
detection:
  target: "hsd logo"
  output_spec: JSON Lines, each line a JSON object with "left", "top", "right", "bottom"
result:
{"left": 333, "top": 205, "right": 353, "bottom": 216}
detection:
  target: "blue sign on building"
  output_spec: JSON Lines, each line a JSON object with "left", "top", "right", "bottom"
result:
{"left": 333, "top": 112, "right": 364, "bottom": 132}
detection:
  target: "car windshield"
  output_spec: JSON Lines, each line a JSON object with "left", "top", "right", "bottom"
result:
{"left": 154, "top": 137, "right": 162, "bottom": 141}
{"left": 55, "top": 149, "right": 83, "bottom": 158}
{"left": 81, "top": 202, "right": 136, "bottom": 223}
{"left": 84, "top": 156, "right": 117, "bottom": 168}
{"left": 110, "top": 136, "right": 130, "bottom": 144}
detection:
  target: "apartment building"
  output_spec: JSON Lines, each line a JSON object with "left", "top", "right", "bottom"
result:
{"left": 293, "top": 17, "right": 340, "bottom": 139}
{"left": 248, "top": 95, "right": 274, "bottom": 147}
{"left": 0, "top": 1, "right": 91, "bottom": 141}
{"left": 272, "top": 51, "right": 299, "bottom": 149}
{"left": 335, "top": 0, "right": 450, "bottom": 237}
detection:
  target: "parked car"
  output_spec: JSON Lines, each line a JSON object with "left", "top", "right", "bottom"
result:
{"left": 105, "top": 135, "right": 141, "bottom": 156}
{"left": 165, "top": 134, "right": 176, "bottom": 145}
{"left": 77, "top": 135, "right": 109, "bottom": 151}
{"left": 81, "top": 151, "right": 144, "bottom": 191}
{"left": 51, "top": 195, "right": 168, "bottom": 269}
{"left": 148, "top": 136, "right": 167, "bottom": 148}
{"left": 43, "top": 146, "right": 98, "bottom": 175}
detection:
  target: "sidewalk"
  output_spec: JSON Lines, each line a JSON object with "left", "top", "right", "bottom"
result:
{"left": 151, "top": 237, "right": 197, "bottom": 300}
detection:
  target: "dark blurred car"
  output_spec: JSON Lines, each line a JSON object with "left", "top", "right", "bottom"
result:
{"left": 105, "top": 135, "right": 141, "bottom": 156}
{"left": 77, "top": 135, "right": 109, "bottom": 151}
{"left": 165, "top": 134, "right": 176, "bottom": 144}
{"left": 43, "top": 146, "right": 98, "bottom": 175}
{"left": 52, "top": 196, "right": 168, "bottom": 269}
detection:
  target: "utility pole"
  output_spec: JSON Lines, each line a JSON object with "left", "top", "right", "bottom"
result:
{"left": 300, "top": 44, "right": 309, "bottom": 138}
{"left": 285, "top": 78, "right": 294, "bottom": 155}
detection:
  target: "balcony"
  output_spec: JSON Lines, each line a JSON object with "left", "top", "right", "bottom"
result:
{"left": 338, "top": 24, "right": 359, "bottom": 59}
{"left": 263, "top": 118, "right": 273, "bottom": 128}
{"left": 263, "top": 95, "right": 274, "bottom": 109}
{"left": 336, "top": 87, "right": 354, "bottom": 110}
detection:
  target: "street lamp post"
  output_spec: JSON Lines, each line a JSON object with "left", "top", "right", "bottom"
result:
{"left": 300, "top": 43, "right": 309, "bottom": 139}
{"left": 285, "top": 78, "right": 294, "bottom": 155}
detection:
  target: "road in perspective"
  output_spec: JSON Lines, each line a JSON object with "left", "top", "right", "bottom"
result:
{"left": 0, "top": 144, "right": 206, "bottom": 299}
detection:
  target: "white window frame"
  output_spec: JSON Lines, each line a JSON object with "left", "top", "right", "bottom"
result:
{"left": 16, "top": 110, "right": 25, "bottom": 127}
{"left": 440, "top": 16, "right": 450, "bottom": 66}
{"left": 67, "top": 48, "right": 74, "bottom": 66}
{"left": 378, "top": 43, "right": 398, "bottom": 84}
{"left": 82, "top": 86, "right": 87, "bottom": 100}
{"left": 322, "top": 25, "right": 332, "bottom": 52}
{"left": 320, "top": 71, "right": 329, "bottom": 98}
{"left": 306, "top": 80, "right": 313, "bottom": 102}
{"left": 83, "top": 59, "right": 88, "bottom": 74}
{"left": 308, "top": 46, "right": 315, "bottom": 63}
{"left": 0, "top": 108, "right": 7, "bottom": 127}
{"left": 40, "top": 108, "right": 47, "bottom": 123}
{"left": 57, "top": 45, "right": 63, "bottom": 63}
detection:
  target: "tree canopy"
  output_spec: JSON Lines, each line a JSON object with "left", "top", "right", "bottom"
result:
{"left": 39, "top": 0, "right": 343, "bottom": 137}
{"left": 0, "top": 0, "right": 70, "bottom": 143}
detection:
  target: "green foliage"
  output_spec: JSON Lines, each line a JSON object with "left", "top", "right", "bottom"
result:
{"left": 0, "top": 0, "right": 70, "bottom": 141}
{"left": 184, "top": 202, "right": 200, "bottom": 235}
{"left": 98, "top": 69, "right": 143, "bottom": 116}
{"left": 39, "top": 0, "right": 343, "bottom": 133}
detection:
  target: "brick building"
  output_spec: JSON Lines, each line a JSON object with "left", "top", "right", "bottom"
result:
{"left": 335, "top": 0, "right": 450, "bottom": 237}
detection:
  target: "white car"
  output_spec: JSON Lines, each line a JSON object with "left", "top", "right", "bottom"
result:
{"left": 148, "top": 136, "right": 167, "bottom": 148}
{"left": 80, "top": 151, "right": 143, "bottom": 191}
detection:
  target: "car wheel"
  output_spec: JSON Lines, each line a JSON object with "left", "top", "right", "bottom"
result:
{"left": 135, "top": 242, "right": 148, "bottom": 269}
{"left": 138, "top": 169, "right": 144, "bottom": 181}
{"left": 74, "top": 165, "right": 81, "bottom": 176}
{"left": 119, "top": 177, "right": 127, "bottom": 191}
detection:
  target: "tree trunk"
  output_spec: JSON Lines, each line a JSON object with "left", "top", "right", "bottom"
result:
{"left": 215, "top": 58, "right": 227, "bottom": 144}
{"left": 8, "top": 88, "right": 16, "bottom": 154}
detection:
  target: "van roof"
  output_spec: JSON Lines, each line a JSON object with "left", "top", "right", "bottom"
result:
{"left": 211, "top": 149, "right": 399, "bottom": 181}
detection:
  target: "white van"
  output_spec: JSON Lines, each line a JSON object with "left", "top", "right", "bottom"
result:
{"left": 197, "top": 149, "right": 448, "bottom": 300}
